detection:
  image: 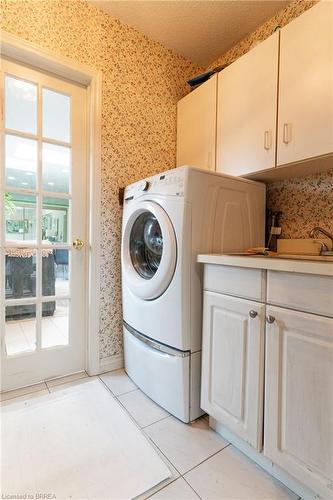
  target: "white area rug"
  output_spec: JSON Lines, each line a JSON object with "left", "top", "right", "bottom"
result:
{"left": 1, "top": 378, "right": 171, "bottom": 499}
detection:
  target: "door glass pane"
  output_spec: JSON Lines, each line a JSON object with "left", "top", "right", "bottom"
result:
{"left": 42, "top": 299, "right": 69, "bottom": 348}
{"left": 43, "top": 249, "right": 69, "bottom": 297}
{"left": 5, "top": 75, "right": 37, "bottom": 134}
{"left": 5, "top": 134, "right": 38, "bottom": 190}
{"left": 42, "top": 197, "right": 69, "bottom": 244}
{"left": 42, "top": 88, "right": 70, "bottom": 143}
{"left": 130, "top": 212, "right": 163, "bottom": 279}
{"left": 5, "top": 193, "right": 37, "bottom": 243}
{"left": 5, "top": 249, "right": 36, "bottom": 299}
{"left": 5, "top": 304, "right": 36, "bottom": 355}
{"left": 42, "top": 143, "right": 71, "bottom": 193}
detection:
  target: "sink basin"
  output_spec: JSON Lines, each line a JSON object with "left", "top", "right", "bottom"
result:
{"left": 225, "top": 253, "right": 333, "bottom": 262}
{"left": 226, "top": 240, "right": 333, "bottom": 261}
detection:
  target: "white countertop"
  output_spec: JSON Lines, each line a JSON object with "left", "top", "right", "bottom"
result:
{"left": 197, "top": 254, "right": 333, "bottom": 276}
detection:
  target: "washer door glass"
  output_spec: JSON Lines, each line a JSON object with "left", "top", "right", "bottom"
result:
{"left": 130, "top": 212, "right": 163, "bottom": 279}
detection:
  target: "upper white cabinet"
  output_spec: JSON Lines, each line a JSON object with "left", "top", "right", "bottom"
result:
{"left": 201, "top": 291, "right": 265, "bottom": 450}
{"left": 264, "top": 306, "right": 333, "bottom": 499}
{"left": 277, "top": 1, "right": 333, "bottom": 166}
{"left": 216, "top": 32, "right": 279, "bottom": 176}
{"left": 176, "top": 74, "right": 217, "bottom": 171}
{"left": 176, "top": 1, "right": 332, "bottom": 179}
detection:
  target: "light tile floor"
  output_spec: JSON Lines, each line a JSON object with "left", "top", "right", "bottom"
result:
{"left": 184, "top": 446, "right": 299, "bottom": 500}
{"left": 100, "top": 369, "right": 137, "bottom": 395}
{"left": 145, "top": 415, "right": 229, "bottom": 474}
{"left": 1, "top": 368, "right": 300, "bottom": 500}
{"left": 118, "top": 389, "right": 170, "bottom": 428}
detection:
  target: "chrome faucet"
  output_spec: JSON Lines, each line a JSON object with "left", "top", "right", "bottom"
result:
{"left": 309, "top": 226, "right": 333, "bottom": 255}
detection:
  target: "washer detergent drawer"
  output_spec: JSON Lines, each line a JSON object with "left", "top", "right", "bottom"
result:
{"left": 123, "top": 326, "right": 190, "bottom": 422}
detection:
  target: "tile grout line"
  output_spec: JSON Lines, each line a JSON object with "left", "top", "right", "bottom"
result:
{"left": 109, "top": 382, "right": 172, "bottom": 430}
{"left": 143, "top": 477, "right": 179, "bottom": 500}
{"left": 45, "top": 376, "right": 89, "bottom": 390}
{"left": 181, "top": 442, "right": 231, "bottom": 477}
{"left": 115, "top": 387, "right": 139, "bottom": 396}
{"left": 142, "top": 413, "right": 231, "bottom": 487}
{"left": 182, "top": 475, "right": 203, "bottom": 500}
{"left": 142, "top": 414, "right": 172, "bottom": 431}
{"left": 1, "top": 370, "right": 89, "bottom": 400}
{"left": 97, "top": 376, "right": 120, "bottom": 400}
{"left": 141, "top": 414, "right": 171, "bottom": 430}
{"left": 143, "top": 432, "right": 182, "bottom": 476}
{"left": 111, "top": 387, "right": 139, "bottom": 398}
{"left": 1, "top": 381, "right": 50, "bottom": 402}
{"left": 145, "top": 431, "right": 182, "bottom": 475}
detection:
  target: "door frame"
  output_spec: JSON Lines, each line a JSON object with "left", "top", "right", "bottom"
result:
{"left": 1, "top": 32, "right": 102, "bottom": 377}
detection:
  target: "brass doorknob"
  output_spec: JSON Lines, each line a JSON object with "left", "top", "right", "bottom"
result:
{"left": 73, "top": 238, "right": 84, "bottom": 250}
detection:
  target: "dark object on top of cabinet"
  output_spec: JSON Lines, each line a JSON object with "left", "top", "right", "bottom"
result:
{"left": 187, "top": 64, "right": 228, "bottom": 89}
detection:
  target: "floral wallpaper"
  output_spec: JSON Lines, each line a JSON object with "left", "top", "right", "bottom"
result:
{"left": 267, "top": 170, "right": 333, "bottom": 238}
{"left": 207, "top": 0, "right": 333, "bottom": 239}
{"left": 1, "top": 0, "right": 201, "bottom": 359}
{"left": 2, "top": 0, "right": 331, "bottom": 361}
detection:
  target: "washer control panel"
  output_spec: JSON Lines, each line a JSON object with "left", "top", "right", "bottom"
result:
{"left": 124, "top": 169, "right": 185, "bottom": 201}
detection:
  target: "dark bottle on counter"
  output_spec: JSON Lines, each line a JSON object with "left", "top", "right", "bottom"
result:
{"left": 266, "top": 210, "right": 282, "bottom": 252}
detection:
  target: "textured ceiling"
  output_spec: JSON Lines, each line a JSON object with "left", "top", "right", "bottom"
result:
{"left": 89, "top": 0, "right": 291, "bottom": 66}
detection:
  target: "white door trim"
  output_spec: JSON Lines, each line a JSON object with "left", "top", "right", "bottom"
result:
{"left": 1, "top": 31, "right": 102, "bottom": 376}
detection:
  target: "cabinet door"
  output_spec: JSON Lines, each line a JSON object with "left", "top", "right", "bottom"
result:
{"left": 277, "top": 1, "right": 333, "bottom": 166}
{"left": 176, "top": 74, "right": 217, "bottom": 171}
{"left": 265, "top": 306, "right": 333, "bottom": 498}
{"left": 216, "top": 32, "right": 278, "bottom": 176}
{"left": 201, "top": 291, "right": 265, "bottom": 450}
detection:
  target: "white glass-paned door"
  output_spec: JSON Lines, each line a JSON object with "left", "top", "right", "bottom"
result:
{"left": 1, "top": 59, "right": 87, "bottom": 391}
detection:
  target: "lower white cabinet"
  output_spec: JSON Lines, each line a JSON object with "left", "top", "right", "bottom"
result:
{"left": 201, "top": 265, "right": 333, "bottom": 498}
{"left": 201, "top": 291, "right": 265, "bottom": 450}
{"left": 265, "top": 306, "right": 333, "bottom": 498}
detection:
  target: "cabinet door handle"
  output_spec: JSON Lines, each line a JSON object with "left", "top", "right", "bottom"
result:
{"left": 283, "top": 123, "right": 291, "bottom": 144}
{"left": 266, "top": 315, "right": 276, "bottom": 324}
{"left": 249, "top": 310, "right": 258, "bottom": 318}
{"left": 264, "top": 130, "right": 271, "bottom": 150}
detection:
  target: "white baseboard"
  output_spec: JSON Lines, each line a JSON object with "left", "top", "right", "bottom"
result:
{"left": 99, "top": 353, "right": 124, "bottom": 374}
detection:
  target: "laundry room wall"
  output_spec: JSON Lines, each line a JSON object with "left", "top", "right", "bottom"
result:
{"left": 205, "top": 0, "right": 333, "bottom": 238}
{"left": 1, "top": 0, "right": 202, "bottom": 362}
{"left": 3, "top": 0, "right": 332, "bottom": 366}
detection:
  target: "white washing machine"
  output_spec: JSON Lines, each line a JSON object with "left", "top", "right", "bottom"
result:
{"left": 121, "top": 166, "right": 265, "bottom": 422}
